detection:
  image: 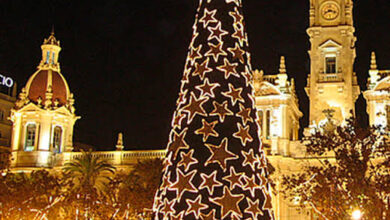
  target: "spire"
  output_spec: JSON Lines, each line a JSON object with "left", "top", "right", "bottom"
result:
{"left": 116, "top": 133, "right": 124, "bottom": 151}
{"left": 369, "top": 51, "right": 380, "bottom": 88}
{"left": 153, "top": 1, "right": 274, "bottom": 219}
{"left": 279, "top": 56, "right": 287, "bottom": 74}
{"left": 43, "top": 28, "right": 60, "bottom": 46}
{"left": 277, "top": 56, "right": 288, "bottom": 89}
{"left": 370, "top": 51, "right": 377, "bottom": 70}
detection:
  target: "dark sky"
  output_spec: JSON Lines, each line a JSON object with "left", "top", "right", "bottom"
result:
{"left": 0, "top": 0, "right": 389, "bottom": 150}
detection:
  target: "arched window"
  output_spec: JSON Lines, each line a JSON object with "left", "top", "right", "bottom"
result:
{"left": 0, "top": 110, "right": 4, "bottom": 121}
{"left": 53, "top": 126, "right": 62, "bottom": 153}
{"left": 25, "top": 123, "right": 36, "bottom": 151}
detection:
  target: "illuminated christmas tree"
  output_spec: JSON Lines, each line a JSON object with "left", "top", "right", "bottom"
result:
{"left": 153, "top": 0, "right": 273, "bottom": 219}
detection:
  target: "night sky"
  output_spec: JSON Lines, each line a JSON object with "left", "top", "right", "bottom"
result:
{"left": 0, "top": 0, "right": 389, "bottom": 150}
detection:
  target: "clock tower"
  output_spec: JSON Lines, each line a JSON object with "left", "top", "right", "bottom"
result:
{"left": 305, "top": 0, "right": 360, "bottom": 126}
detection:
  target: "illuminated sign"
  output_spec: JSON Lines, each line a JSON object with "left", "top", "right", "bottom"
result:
{"left": 0, "top": 75, "right": 14, "bottom": 88}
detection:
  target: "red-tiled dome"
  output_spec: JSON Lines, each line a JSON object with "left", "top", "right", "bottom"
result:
{"left": 26, "top": 69, "right": 70, "bottom": 106}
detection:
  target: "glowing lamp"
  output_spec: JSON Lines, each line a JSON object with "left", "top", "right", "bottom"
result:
{"left": 352, "top": 209, "right": 362, "bottom": 220}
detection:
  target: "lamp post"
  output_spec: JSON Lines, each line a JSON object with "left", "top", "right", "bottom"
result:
{"left": 352, "top": 209, "right": 362, "bottom": 220}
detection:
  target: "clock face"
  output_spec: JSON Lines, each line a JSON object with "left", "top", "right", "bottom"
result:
{"left": 321, "top": 2, "right": 339, "bottom": 20}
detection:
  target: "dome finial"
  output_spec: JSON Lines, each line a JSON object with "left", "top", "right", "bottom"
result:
{"left": 116, "top": 133, "right": 124, "bottom": 151}
{"left": 279, "top": 56, "right": 287, "bottom": 74}
{"left": 51, "top": 25, "right": 55, "bottom": 36}
{"left": 370, "top": 51, "right": 377, "bottom": 70}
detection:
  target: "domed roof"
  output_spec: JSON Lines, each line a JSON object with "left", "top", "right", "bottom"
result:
{"left": 25, "top": 69, "right": 70, "bottom": 106}
{"left": 15, "top": 32, "right": 74, "bottom": 111}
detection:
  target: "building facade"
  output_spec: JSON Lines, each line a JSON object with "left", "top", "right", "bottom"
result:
{"left": 3, "top": 0, "right": 389, "bottom": 219}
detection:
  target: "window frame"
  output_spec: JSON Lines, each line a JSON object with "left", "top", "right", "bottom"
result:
{"left": 325, "top": 55, "right": 337, "bottom": 74}
{"left": 24, "top": 122, "right": 37, "bottom": 152}
{"left": 52, "top": 125, "right": 63, "bottom": 153}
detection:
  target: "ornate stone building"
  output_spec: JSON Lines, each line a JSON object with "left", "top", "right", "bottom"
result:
{"left": 10, "top": 32, "right": 80, "bottom": 169}
{"left": 3, "top": 0, "right": 389, "bottom": 219}
{"left": 253, "top": 57, "right": 303, "bottom": 157}
{"left": 363, "top": 52, "right": 390, "bottom": 128}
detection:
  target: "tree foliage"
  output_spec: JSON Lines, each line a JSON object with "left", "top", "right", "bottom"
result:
{"left": 282, "top": 118, "right": 390, "bottom": 219}
{"left": 0, "top": 154, "right": 163, "bottom": 219}
{"left": 0, "top": 148, "right": 11, "bottom": 174}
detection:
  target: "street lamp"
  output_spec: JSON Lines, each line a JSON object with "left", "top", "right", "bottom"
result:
{"left": 352, "top": 209, "right": 362, "bottom": 220}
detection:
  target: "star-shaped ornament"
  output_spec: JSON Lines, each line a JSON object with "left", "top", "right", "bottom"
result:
{"left": 242, "top": 149, "right": 257, "bottom": 171}
{"left": 229, "top": 7, "right": 244, "bottom": 24}
{"left": 178, "top": 149, "right": 198, "bottom": 172}
{"left": 262, "top": 191, "right": 273, "bottom": 210}
{"left": 244, "top": 198, "right": 264, "bottom": 219}
{"left": 237, "top": 103, "right": 253, "bottom": 125}
{"left": 172, "top": 111, "right": 186, "bottom": 129}
{"left": 208, "top": 22, "right": 228, "bottom": 42}
{"left": 176, "top": 89, "right": 188, "bottom": 106}
{"left": 162, "top": 152, "right": 173, "bottom": 174}
{"left": 226, "top": 0, "right": 241, "bottom": 6}
{"left": 195, "top": 119, "right": 219, "bottom": 142}
{"left": 243, "top": 175, "right": 262, "bottom": 197}
{"left": 227, "top": 43, "right": 245, "bottom": 64}
{"left": 160, "top": 172, "right": 172, "bottom": 191}
{"left": 257, "top": 153, "right": 268, "bottom": 169}
{"left": 232, "top": 23, "right": 246, "bottom": 46}
{"left": 182, "top": 66, "right": 192, "bottom": 84}
{"left": 186, "top": 195, "right": 208, "bottom": 219}
{"left": 205, "top": 41, "right": 227, "bottom": 62}
{"left": 210, "top": 100, "right": 234, "bottom": 122}
{"left": 195, "top": 78, "right": 220, "bottom": 98}
{"left": 211, "top": 186, "right": 245, "bottom": 219}
{"left": 188, "top": 45, "right": 202, "bottom": 66}
{"left": 161, "top": 198, "right": 175, "bottom": 216}
{"left": 257, "top": 173, "right": 268, "bottom": 187}
{"left": 217, "top": 58, "right": 239, "bottom": 79}
{"left": 205, "top": 138, "right": 238, "bottom": 171}
{"left": 199, "top": 171, "right": 223, "bottom": 195}
{"left": 222, "top": 84, "right": 244, "bottom": 106}
{"left": 223, "top": 167, "right": 244, "bottom": 190}
{"left": 200, "top": 209, "right": 216, "bottom": 220}
{"left": 192, "top": 58, "right": 212, "bottom": 80}
{"left": 171, "top": 211, "right": 185, "bottom": 220}
{"left": 243, "top": 66, "right": 253, "bottom": 87}
{"left": 182, "top": 93, "right": 208, "bottom": 123}
{"left": 233, "top": 123, "right": 253, "bottom": 145}
{"left": 168, "top": 128, "right": 189, "bottom": 160}
{"left": 199, "top": 8, "right": 218, "bottom": 28}
{"left": 170, "top": 169, "right": 198, "bottom": 201}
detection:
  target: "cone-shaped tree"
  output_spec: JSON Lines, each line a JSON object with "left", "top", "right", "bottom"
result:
{"left": 153, "top": 0, "right": 273, "bottom": 219}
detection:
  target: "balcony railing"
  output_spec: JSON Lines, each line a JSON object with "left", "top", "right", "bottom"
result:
{"left": 262, "top": 75, "right": 279, "bottom": 85}
{"left": 318, "top": 73, "right": 343, "bottom": 82}
{"left": 62, "top": 150, "right": 167, "bottom": 166}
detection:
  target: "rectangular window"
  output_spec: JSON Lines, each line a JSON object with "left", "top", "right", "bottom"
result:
{"left": 46, "top": 51, "right": 50, "bottom": 64}
{"left": 52, "top": 52, "right": 55, "bottom": 64}
{"left": 53, "top": 126, "right": 62, "bottom": 153}
{"left": 257, "top": 110, "right": 263, "bottom": 137}
{"left": 326, "top": 57, "right": 336, "bottom": 74}
{"left": 266, "top": 110, "right": 271, "bottom": 139}
{"left": 387, "top": 106, "right": 390, "bottom": 130}
{"left": 25, "top": 123, "right": 36, "bottom": 151}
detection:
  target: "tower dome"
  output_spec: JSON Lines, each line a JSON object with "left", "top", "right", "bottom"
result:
{"left": 10, "top": 31, "right": 80, "bottom": 169}
{"left": 16, "top": 31, "right": 74, "bottom": 110}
